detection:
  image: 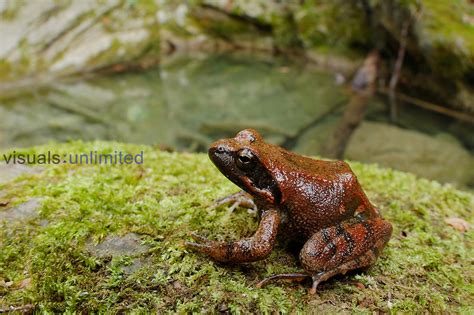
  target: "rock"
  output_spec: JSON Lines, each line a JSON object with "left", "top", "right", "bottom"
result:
{"left": 0, "top": 163, "right": 44, "bottom": 184}
{"left": 345, "top": 122, "right": 474, "bottom": 187}
{"left": 86, "top": 233, "right": 151, "bottom": 275}
{"left": 0, "top": 198, "right": 42, "bottom": 223}
{"left": 121, "top": 258, "right": 148, "bottom": 275}
{"left": 374, "top": 1, "right": 474, "bottom": 112}
{"left": 0, "top": 0, "right": 160, "bottom": 84}
{"left": 86, "top": 233, "right": 149, "bottom": 258}
{"left": 292, "top": 116, "right": 340, "bottom": 156}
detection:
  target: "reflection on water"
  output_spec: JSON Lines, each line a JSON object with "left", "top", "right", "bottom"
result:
{"left": 0, "top": 53, "right": 473, "bottom": 188}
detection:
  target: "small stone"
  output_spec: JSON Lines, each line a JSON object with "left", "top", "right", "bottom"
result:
{"left": 122, "top": 258, "right": 147, "bottom": 275}
{"left": 358, "top": 296, "right": 374, "bottom": 308}
{"left": 172, "top": 280, "right": 184, "bottom": 291}
{"left": 0, "top": 163, "right": 44, "bottom": 184}
{"left": 0, "top": 198, "right": 42, "bottom": 223}
{"left": 86, "top": 233, "right": 149, "bottom": 258}
{"left": 1, "top": 280, "right": 13, "bottom": 288}
{"left": 218, "top": 302, "right": 229, "bottom": 313}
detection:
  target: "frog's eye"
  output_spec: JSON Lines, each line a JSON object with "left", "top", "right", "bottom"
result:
{"left": 236, "top": 149, "right": 255, "bottom": 169}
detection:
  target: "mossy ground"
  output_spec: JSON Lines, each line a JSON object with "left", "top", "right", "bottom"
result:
{"left": 0, "top": 141, "right": 473, "bottom": 313}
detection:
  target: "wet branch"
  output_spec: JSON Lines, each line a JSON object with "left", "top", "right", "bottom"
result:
{"left": 379, "top": 87, "right": 474, "bottom": 124}
{"left": 388, "top": 19, "right": 410, "bottom": 121}
{"left": 388, "top": 6, "right": 422, "bottom": 121}
{"left": 322, "top": 51, "right": 380, "bottom": 159}
{"left": 199, "top": 3, "right": 273, "bottom": 33}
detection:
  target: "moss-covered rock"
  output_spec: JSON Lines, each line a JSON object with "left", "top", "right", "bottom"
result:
{"left": 372, "top": 0, "right": 474, "bottom": 112}
{"left": 192, "top": 0, "right": 474, "bottom": 112}
{"left": 0, "top": 141, "right": 472, "bottom": 313}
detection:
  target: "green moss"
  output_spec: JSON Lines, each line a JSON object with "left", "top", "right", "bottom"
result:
{"left": 189, "top": 6, "right": 268, "bottom": 41}
{"left": 419, "top": 0, "right": 474, "bottom": 78}
{"left": 0, "top": 0, "right": 20, "bottom": 21}
{"left": 270, "top": 8, "right": 303, "bottom": 49}
{"left": 294, "top": 0, "right": 371, "bottom": 51}
{"left": 0, "top": 60, "right": 13, "bottom": 82}
{"left": 0, "top": 141, "right": 473, "bottom": 312}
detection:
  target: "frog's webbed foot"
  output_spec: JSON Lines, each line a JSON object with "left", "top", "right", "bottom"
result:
{"left": 212, "top": 191, "right": 257, "bottom": 213}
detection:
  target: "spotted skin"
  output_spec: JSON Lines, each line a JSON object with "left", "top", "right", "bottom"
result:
{"left": 186, "top": 129, "right": 393, "bottom": 294}
{"left": 300, "top": 218, "right": 392, "bottom": 291}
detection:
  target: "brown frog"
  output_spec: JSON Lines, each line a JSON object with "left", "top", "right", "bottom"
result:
{"left": 186, "top": 129, "right": 392, "bottom": 294}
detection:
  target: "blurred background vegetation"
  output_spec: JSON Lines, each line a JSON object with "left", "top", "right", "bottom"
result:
{"left": 0, "top": 0, "right": 473, "bottom": 189}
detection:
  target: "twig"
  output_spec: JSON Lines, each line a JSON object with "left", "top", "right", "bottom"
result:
{"left": 388, "top": 5, "right": 423, "bottom": 122}
{"left": 388, "top": 19, "right": 410, "bottom": 122}
{"left": 0, "top": 304, "right": 35, "bottom": 313}
{"left": 323, "top": 51, "right": 380, "bottom": 159}
{"left": 379, "top": 87, "right": 474, "bottom": 124}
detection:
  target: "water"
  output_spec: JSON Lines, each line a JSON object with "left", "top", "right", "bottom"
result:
{"left": 0, "top": 53, "right": 473, "bottom": 188}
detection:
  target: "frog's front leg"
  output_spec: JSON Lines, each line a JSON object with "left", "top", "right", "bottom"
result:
{"left": 212, "top": 190, "right": 257, "bottom": 213}
{"left": 185, "top": 209, "right": 280, "bottom": 263}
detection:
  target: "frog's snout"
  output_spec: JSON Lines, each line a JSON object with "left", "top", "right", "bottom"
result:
{"left": 208, "top": 140, "right": 234, "bottom": 169}
{"left": 209, "top": 144, "right": 226, "bottom": 155}
{"left": 209, "top": 139, "right": 231, "bottom": 156}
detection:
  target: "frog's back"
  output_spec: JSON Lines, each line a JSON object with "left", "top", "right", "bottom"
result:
{"left": 270, "top": 151, "right": 374, "bottom": 240}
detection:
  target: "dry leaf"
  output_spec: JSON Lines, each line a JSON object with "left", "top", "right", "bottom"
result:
{"left": 444, "top": 217, "right": 470, "bottom": 232}
{"left": 17, "top": 278, "right": 32, "bottom": 289}
{"left": 353, "top": 281, "right": 365, "bottom": 289}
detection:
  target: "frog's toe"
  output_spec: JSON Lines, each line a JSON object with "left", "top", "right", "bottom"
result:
{"left": 256, "top": 273, "right": 309, "bottom": 289}
{"left": 185, "top": 241, "right": 207, "bottom": 250}
{"left": 184, "top": 241, "right": 216, "bottom": 256}
{"left": 308, "top": 278, "right": 322, "bottom": 295}
{"left": 188, "top": 232, "right": 211, "bottom": 243}
{"left": 185, "top": 232, "right": 215, "bottom": 253}
{"left": 211, "top": 191, "right": 256, "bottom": 212}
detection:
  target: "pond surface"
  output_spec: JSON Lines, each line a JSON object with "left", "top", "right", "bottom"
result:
{"left": 0, "top": 53, "right": 473, "bottom": 188}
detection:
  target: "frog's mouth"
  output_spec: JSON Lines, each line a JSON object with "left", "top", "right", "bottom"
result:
{"left": 209, "top": 146, "right": 281, "bottom": 205}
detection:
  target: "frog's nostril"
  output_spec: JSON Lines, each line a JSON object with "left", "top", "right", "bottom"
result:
{"left": 216, "top": 145, "right": 226, "bottom": 154}
{"left": 209, "top": 141, "right": 230, "bottom": 156}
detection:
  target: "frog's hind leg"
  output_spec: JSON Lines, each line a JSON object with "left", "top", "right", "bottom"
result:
{"left": 256, "top": 273, "right": 310, "bottom": 288}
{"left": 301, "top": 217, "right": 392, "bottom": 294}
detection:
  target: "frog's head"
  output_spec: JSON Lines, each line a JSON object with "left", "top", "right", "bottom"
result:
{"left": 208, "top": 129, "right": 281, "bottom": 205}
